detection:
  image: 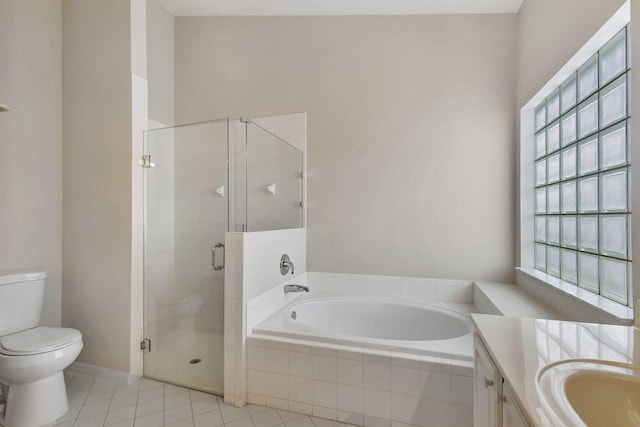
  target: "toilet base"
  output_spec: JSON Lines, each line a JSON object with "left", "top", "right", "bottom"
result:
{"left": 2, "top": 373, "right": 68, "bottom": 427}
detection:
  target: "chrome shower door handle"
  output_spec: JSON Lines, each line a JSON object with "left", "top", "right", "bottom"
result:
{"left": 212, "top": 243, "right": 225, "bottom": 271}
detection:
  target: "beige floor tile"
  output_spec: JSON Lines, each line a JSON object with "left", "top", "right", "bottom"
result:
{"left": 105, "top": 405, "right": 136, "bottom": 426}
{"left": 192, "top": 398, "right": 220, "bottom": 416}
{"left": 62, "top": 372, "right": 345, "bottom": 427}
{"left": 193, "top": 410, "right": 224, "bottom": 427}
{"left": 134, "top": 412, "right": 164, "bottom": 427}
{"left": 135, "top": 398, "right": 164, "bottom": 417}
{"left": 164, "top": 403, "right": 194, "bottom": 424}
{"left": 225, "top": 417, "right": 255, "bottom": 427}
{"left": 252, "top": 409, "right": 282, "bottom": 427}
{"left": 277, "top": 411, "right": 305, "bottom": 424}
{"left": 221, "top": 406, "right": 250, "bottom": 423}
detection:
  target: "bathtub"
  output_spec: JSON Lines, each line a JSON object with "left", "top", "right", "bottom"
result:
{"left": 247, "top": 291, "right": 477, "bottom": 426}
{"left": 252, "top": 294, "right": 475, "bottom": 361}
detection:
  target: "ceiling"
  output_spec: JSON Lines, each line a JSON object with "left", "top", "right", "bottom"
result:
{"left": 158, "top": 0, "right": 524, "bottom": 16}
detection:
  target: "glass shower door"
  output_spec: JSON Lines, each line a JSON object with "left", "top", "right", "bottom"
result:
{"left": 143, "top": 119, "right": 228, "bottom": 394}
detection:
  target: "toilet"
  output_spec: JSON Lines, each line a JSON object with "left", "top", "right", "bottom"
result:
{"left": 0, "top": 270, "right": 83, "bottom": 427}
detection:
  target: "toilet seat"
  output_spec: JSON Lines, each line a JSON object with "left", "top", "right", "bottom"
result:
{"left": 0, "top": 327, "right": 82, "bottom": 356}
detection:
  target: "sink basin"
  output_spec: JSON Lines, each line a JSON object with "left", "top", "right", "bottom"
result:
{"left": 537, "top": 359, "right": 640, "bottom": 427}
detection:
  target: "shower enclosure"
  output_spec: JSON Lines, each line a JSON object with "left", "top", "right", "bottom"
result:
{"left": 143, "top": 118, "right": 303, "bottom": 394}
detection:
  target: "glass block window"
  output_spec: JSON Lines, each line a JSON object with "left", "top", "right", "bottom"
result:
{"left": 534, "top": 27, "right": 632, "bottom": 306}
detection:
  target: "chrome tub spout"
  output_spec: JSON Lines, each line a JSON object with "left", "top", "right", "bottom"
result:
{"left": 284, "top": 284, "right": 309, "bottom": 293}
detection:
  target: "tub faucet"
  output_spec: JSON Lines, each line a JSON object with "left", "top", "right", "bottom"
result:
{"left": 284, "top": 284, "right": 309, "bottom": 293}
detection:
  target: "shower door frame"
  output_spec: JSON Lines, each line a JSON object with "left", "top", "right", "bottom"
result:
{"left": 141, "top": 118, "right": 231, "bottom": 395}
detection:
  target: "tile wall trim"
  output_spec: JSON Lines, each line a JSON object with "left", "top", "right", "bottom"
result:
{"left": 224, "top": 233, "right": 245, "bottom": 407}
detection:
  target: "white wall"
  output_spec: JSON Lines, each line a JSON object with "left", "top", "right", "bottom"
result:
{"left": 0, "top": 0, "right": 63, "bottom": 327}
{"left": 516, "top": 0, "right": 628, "bottom": 110}
{"left": 1, "top": 1, "right": 148, "bottom": 374}
{"left": 147, "top": 0, "right": 174, "bottom": 126}
{"left": 62, "top": 0, "right": 134, "bottom": 373}
{"left": 175, "top": 15, "right": 518, "bottom": 283}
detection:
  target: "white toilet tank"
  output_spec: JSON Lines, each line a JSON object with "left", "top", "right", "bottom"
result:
{"left": 0, "top": 269, "right": 46, "bottom": 336}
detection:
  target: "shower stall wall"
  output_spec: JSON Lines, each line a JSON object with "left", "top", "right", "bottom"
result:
{"left": 142, "top": 117, "right": 303, "bottom": 394}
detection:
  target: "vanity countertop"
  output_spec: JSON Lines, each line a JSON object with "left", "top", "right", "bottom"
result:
{"left": 471, "top": 313, "right": 640, "bottom": 426}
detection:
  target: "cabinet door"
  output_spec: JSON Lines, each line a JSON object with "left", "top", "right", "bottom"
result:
{"left": 502, "top": 383, "right": 530, "bottom": 427}
{"left": 474, "top": 336, "right": 500, "bottom": 427}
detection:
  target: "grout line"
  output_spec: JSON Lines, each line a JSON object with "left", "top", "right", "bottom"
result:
{"left": 77, "top": 377, "right": 96, "bottom": 424}
{"left": 162, "top": 384, "right": 166, "bottom": 427}
{"left": 131, "top": 385, "right": 140, "bottom": 425}
{"left": 189, "top": 389, "right": 195, "bottom": 426}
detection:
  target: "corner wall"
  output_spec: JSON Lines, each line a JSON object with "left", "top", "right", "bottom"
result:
{"left": 516, "top": 0, "right": 628, "bottom": 110}
{"left": 0, "top": 0, "right": 63, "bottom": 327}
{"left": 147, "top": 0, "right": 174, "bottom": 126}
{"left": 62, "top": 0, "right": 134, "bottom": 373}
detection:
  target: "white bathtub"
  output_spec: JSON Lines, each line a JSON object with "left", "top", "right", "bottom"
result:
{"left": 253, "top": 294, "right": 475, "bottom": 361}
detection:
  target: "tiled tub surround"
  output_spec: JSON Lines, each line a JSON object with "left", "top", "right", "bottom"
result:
{"left": 224, "top": 229, "right": 308, "bottom": 407}
{"left": 245, "top": 337, "right": 473, "bottom": 427}
{"left": 244, "top": 273, "right": 477, "bottom": 427}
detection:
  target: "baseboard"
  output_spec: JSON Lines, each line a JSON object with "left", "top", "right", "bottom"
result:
{"left": 66, "top": 362, "right": 139, "bottom": 385}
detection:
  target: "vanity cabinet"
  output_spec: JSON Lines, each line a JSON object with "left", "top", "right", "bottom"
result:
{"left": 501, "top": 383, "right": 529, "bottom": 427}
{"left": 474, "top": 334, "right": 531, "bottom": 427}
{"left": 474, "top": 335, "right": 500, "bottom": 427}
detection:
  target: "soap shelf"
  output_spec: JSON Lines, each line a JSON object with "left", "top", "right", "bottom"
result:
{"left": 0, "top": 103, "right": 9, "bottom": 112}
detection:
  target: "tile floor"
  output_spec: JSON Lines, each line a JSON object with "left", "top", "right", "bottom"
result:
{"left": 55, "top": 372, "right": 358, "bottom": 427}
{"left": 142, "top": 330, "right": 224, "bottom": 394}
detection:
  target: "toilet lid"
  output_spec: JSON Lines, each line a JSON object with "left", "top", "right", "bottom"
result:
{"left": 0, "top": 327, "right": 82, "bottom": 355}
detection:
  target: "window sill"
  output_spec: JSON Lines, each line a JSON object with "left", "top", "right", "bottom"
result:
{"left": 515, "top": 267, "right": 634, "bottom": 325}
